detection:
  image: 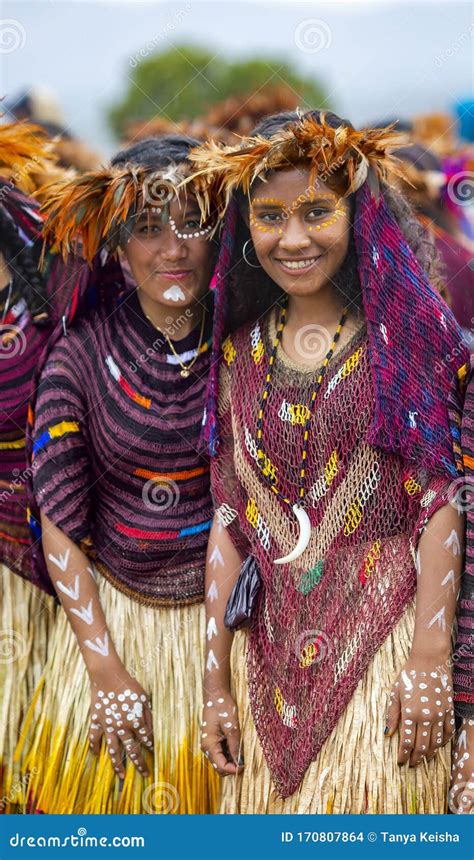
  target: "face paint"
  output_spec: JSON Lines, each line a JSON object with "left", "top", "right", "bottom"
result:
{"left": 163, "top": 285, "right": 186, "bottom": 302}
{"left": 56, "top": 574, "right": 80, "bottom": 601}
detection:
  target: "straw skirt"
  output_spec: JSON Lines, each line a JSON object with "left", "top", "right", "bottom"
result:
{"left": 220, "top": 598, "right": 451, "bottom": 814}
{"left": 0, "top": 563, "right": 56, "bottom": 811}
{"left": 13, "top": 570, "right": 219, "bottom": 814}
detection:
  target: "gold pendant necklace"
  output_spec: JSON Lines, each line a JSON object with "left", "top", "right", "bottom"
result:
{"left": 144, "top": 308, "right": 206, "bottom": 377}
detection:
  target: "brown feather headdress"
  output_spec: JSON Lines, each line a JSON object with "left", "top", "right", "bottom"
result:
{"left": 0, "top": 121, "right": 59, "bottom": 194}
{"left": 185, "top": 112, "right": 411, "bottom": 222}
{"left": 39, "top": 161, "right": 197, "bottom": 264}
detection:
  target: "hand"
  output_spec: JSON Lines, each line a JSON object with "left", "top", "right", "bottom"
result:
{"left": 201, "top": 688, "right": 244, "bottom": 777}
{"left": 449, "top": 717, "right": 474, "bottom": 814}
{"left": 89, "top": 666, "right": 154, "bottom": 778}
{"left": 385, "top": 658, "right": 455, "bottom": 766}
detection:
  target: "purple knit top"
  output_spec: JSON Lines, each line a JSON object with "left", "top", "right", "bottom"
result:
{"left": 31, "top": 288, "right": 213, "bottom": 606}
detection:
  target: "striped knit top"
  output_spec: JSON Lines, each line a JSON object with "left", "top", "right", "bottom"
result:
{"left": 0, "top": 297, "right": 50, "bottom": 577}
{"left": 31, "top": 287, "right": 213, "bottom": 606}
{"left": 454, "top": 355, "right": 474, "bottom": 717}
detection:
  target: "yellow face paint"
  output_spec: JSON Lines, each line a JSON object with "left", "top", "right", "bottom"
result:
{"left": 249, "top": 192, "right": 346, "bottom": 235}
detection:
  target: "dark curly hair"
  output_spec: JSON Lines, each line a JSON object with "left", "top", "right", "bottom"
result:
{"left": 225, "top": 110, "right": 444, "bottom": 331}
{"left": 0, "top": 206, "right": 48, "bottom": 323}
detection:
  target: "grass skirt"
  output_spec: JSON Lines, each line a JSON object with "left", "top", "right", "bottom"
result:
{"left": 13, "top": 571, "right": 218, "bottom": 814}
{"left": 0, "top": 563, "right": 56, "bottom": 812}
{"left": 221, "top": 599, "right": 451, "bottom": 813}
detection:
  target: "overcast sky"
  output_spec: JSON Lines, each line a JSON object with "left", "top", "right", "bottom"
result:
{"left": 2, "top": 0, "right": 473, "bottom": 156}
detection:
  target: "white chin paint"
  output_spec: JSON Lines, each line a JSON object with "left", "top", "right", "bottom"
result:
{"left": 163, "top": 285, "right": 186, "bottom": 302}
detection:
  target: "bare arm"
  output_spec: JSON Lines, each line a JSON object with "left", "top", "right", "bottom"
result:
{"left": 386, "top": 503, "right": 463, "bottom": 766}
{"left": 41, "top": 513, "right": 153, "bottom": 777}
{"left": 201, "top": 516, "right": 244, "bottom": 776}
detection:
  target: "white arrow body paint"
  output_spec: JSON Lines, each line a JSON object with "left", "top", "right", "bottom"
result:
{"left": 56, "top": 575, "right": 80, "bottom": 601}
{"left": 84, "top": 633, "right": 109, "bottom": 657}
{"left": 207, "top": 580, "right": 218, "bottom": 602}
{"left": 427, "top": 606, "right": 446, "bottom": 632}
{"left": 458, "top": 729, "right": 467, "bottom": 750}
{"left": 401, "top": 670, "right": 413, "bottom": 691}
{"left": 444, "top": 529, "right": 461, "bottom": 556}
{"left": 441, "top": 569, "right": 456, "bottom": 593}
{"left": 48, "top": 548, "right": 70, "bottom": 572}
{"left": 206, "top": 649, "right": 218, "bottom": 671}
{"left": 70, "top": 599, "right": 94, "bottom": 625}
{"left": 163, "top": 285, "right": 186, "bottom": 302}
{"left": 207, "top": 617, "right": 218, "bottom": 641}
{"left": 209, "top": 545, "right": 224, "bottom": 567}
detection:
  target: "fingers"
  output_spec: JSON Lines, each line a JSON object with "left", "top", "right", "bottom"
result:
{"left": 385, "top": 681, "right": 401, "bottom": 738}
{"left": 408, "top": 722, "right": 427, "bottom": 767}
{"left": 426, "top": 718, "right": 445, "bottom": 761}
{"left": 205, "top": 738, "right": 240, "bottom": 776}
{"left": 443, "top": 709, "right": 456, "bottom": 744}
{"left": 89, "top": 719, "right": 103, "bottom": 756}
{"left": 105, "top": 730, "right": 126, "bottom": 778}
{"left": 121, "top": 728, "right": 149, "bottom": 776}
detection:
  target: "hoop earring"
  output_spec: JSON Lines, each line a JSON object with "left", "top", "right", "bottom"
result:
{"left": 242, "top": 239, "right": 261, "bottom": 269}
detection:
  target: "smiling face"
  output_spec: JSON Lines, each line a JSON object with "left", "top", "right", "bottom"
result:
{"left": 121, "top": 191, "right": 214, "bottom": 310}
{"left": 248, "top": 167, "right": 351, "bottom": 300}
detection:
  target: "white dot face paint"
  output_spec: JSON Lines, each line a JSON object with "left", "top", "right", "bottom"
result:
{"left": 163, "top": 285, "right": 186, "bottom": 302}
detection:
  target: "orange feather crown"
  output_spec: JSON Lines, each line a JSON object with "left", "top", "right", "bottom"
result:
{"left": 184, "top": 112, "right": 412, "bottom": 223}
{"left": 0, "top": 121, "right": 59, "bottom": 194}
{"left": 39, "top": 160, "right": 208, "bottom": 265}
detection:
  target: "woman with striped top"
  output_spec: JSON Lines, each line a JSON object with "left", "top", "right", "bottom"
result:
{"left": 15, "top": 136, "right": 219, "bottom": 813}
{"left": 0, "top": 123, "right": 77, "bottom": 809}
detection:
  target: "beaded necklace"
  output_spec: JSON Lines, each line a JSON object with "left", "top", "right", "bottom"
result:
{"left": 255, "top": 300, "right": 348, "bottom": 509}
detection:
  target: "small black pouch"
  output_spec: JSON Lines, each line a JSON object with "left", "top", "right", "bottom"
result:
{"left": 224, "top": 555, "right": 262, "bottom": 632}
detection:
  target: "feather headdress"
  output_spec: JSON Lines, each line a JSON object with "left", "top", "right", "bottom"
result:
{"left": 185, "top": 112, "right": 411, "bottom": 221}
{"left": 39, "top": 161, "right": 200, "bottom": 265}
{"left": 0, "top": 121, "right": 58, "bottom": 193}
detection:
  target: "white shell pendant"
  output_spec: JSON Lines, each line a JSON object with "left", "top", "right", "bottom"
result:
{"left": 274, "top": 504, "right": 311, "bottom": 565}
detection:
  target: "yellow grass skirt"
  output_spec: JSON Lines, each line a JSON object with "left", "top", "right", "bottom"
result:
{"left": 0, "top": 563, "right": 56, "bottom": 811}
{"left": 13, "top": 571, "right": 219, "bottom": 814}
{"left": 221, "top": 598, "right": 451, "bottom": 813}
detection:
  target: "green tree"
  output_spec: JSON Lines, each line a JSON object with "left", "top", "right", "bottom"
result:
{"left": 108, "top": 45, "right": 327, "bottom": 137}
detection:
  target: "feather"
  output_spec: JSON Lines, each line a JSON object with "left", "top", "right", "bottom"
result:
{"left": 184, "top": 115, "right": 410, "bottom": 223}
{"left": 0, "top": 121, "right": 60, "bottom": 194}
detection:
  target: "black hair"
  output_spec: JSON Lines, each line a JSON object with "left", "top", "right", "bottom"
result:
{"left": 110, "top": 134, "right": 202, "bottom": 170}
{"left": 0, "top": 206, "right": 48, "bottom": 323}
{"left": 225, "top": 109, "right": 443, "bottom": 331}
